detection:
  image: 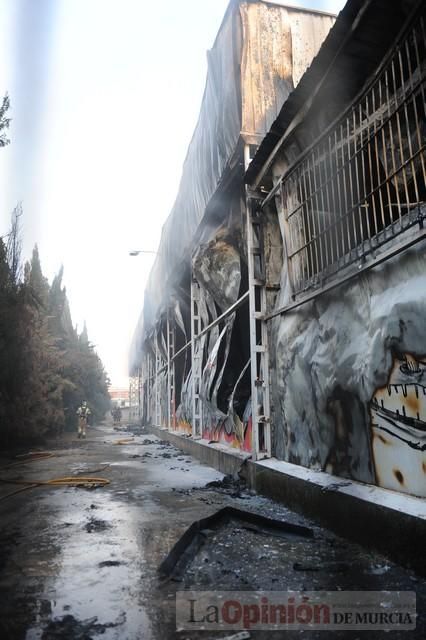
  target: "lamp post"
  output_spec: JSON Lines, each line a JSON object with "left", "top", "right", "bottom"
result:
{"left": 129, "top": 250, "right": 157, "bottom": 256}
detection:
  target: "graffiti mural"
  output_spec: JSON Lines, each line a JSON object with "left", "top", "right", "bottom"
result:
{"left": 203, "top": 413, "right": 252, "bottom": 452}
{"left": 370, "top": 354, "right": 426, "bottom": 498}
{"left": 173, "top": 419, "right": 192, "bottom": 435}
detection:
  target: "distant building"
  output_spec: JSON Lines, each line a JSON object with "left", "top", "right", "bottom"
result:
{"left": 109, "top": 387, "right": 130, "bottom": 408}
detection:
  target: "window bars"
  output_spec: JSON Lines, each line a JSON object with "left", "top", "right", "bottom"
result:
{"left": 281, "top": 14, "right": 426, "bottom": 297}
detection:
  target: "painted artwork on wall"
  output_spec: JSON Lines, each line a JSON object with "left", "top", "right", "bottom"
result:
{"left": 174, "top": 420, "right": 192, "bottom": 435}
{"left": 370, "top": 353, "right": 426, "bottom": 498}
{"left": 203, "top": 416, "right": 252, "bottom": 452}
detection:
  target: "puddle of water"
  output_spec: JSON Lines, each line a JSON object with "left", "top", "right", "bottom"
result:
{"left": 22, "top": 491, "right": 155, "bottom": 639}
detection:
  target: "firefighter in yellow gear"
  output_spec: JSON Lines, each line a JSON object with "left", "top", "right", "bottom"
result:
{"left": 76, "top": 401, "right": 91, "bottom": 438}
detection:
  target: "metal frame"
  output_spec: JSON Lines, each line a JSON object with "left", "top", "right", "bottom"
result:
{"left": 167, "top": 311, "right": 176, "bottom": 430}
{"left": 166, "top": 291, "right": 249, "bottom": 366}
{"left": 245, "top": 145, "right": 272, "bottom": 460}
{"left": 140, "top": 291, "right": 249, "bottom": 435}
{"left": 138, "top": 367, "right": 142, "bottom": 422}
{"left": 154, "top": 334, "right": 162, "bottom": 427}
{"left": 146, "top": 353, "right": 152, "bottom": 425}
{"left": 191, "top": 278, "right": 203, "bottom": 438}
{"left": 138, "top": 364, "right": 144, "bottom": 424}
{"left": 265, "top": 226, "right": 425, "bottom": 321}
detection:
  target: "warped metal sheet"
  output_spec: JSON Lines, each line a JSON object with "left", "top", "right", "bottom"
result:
{"left": 129, "top": 1, "right": 335, "bottom": 372}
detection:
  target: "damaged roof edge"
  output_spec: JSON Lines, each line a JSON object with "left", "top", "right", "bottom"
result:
{"left": 245, "top": 0, "right": 369, "bottom": 186}
{"left": 212, "top": 0, "right": 337, "bottom": 51}
{"left": 129, "top": 1, "right": 337, "bottom": 374}
{"left": 258, "top": 0, "right": 337, "bottom": 18}
{"left": 245, "top": 0, "right": 424, "bottom": 186}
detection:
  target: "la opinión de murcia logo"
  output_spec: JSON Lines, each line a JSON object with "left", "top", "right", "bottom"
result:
{"left": 176, "top": 591, "right": 416, "bottom": 631}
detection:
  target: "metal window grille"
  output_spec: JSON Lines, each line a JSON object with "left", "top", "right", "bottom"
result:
{"left": 281, "top": 14, "right": 426, "bottom": 297}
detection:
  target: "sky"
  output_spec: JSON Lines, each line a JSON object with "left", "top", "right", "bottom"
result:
{"left": 0, "top": 0, "right": 345, "bottom": 388}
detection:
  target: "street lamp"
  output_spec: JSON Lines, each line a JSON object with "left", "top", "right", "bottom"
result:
{"left": 129, "top": 250, "right": 158, "bottom": 256}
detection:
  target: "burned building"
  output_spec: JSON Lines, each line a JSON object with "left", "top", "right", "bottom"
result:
{"left": 130, "top": 0, "right": 335, "bottom": 444}
{"left": 130, "top": 0, "right": 425, "bottom": 499}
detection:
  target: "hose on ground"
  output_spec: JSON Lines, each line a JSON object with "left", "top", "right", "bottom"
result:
{"left": 0, "top": 453, "right": 111, "bottom": 502}
{"left": 0, "top": 476, "right": 110, "bottom": 502}
{"left": 2, "top": 452, "right": 55, "bottom": 469}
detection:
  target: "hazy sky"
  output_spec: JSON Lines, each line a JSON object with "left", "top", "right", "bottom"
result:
{"left": 0, "top": 0, "right": 345, "bottom": 388}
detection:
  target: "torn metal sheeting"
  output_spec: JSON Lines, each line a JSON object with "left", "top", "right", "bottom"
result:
{"left": 129, "top": 2, "right": 335, "bottom": 372}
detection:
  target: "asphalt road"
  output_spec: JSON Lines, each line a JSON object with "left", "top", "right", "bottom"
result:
{"left": 0, "top": 422, "right": 423, "bottom": 639}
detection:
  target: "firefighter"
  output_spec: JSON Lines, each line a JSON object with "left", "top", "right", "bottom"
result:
{"left": 76, "top": 401, "right": 91, "bottom": 438}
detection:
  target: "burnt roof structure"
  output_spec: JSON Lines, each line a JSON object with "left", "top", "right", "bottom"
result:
{"left": 246, "top": 0, "right": 424, "bottom": 186}
{"left": 130, "top": 0, "right": 335, "bottom": 373}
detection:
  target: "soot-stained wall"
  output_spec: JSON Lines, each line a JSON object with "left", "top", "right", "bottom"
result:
{"left": 269, "top": 241, "right": 426, "bottom": 497}
{"left": 174, "top": 198, "right": 252, "bottom": 450}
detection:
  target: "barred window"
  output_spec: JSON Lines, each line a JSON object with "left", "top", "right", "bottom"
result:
{"left": 281, "top": 15, "right": 426, "bottom": 296}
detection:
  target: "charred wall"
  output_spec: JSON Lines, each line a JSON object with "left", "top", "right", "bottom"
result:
{"left": 269, "top": 241, "right": 426, "bottom": 497}
{"left": 174, "top": 189, "right": 252, "bottom": 449}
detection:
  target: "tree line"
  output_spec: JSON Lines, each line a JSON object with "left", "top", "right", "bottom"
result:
{"left": 0, "top": 96, "right": 110, "bottom": 445}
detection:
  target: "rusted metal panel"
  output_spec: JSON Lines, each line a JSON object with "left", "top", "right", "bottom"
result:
{"left": 240, "top": 2, "right": 335, "bottom": 143}
{"left": 288, "top": 9, "right": 336, "bottom": 85}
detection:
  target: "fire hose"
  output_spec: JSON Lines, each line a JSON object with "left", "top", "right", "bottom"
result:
{"left": 0, "top": 453, "right": 110, "bottom": 501}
